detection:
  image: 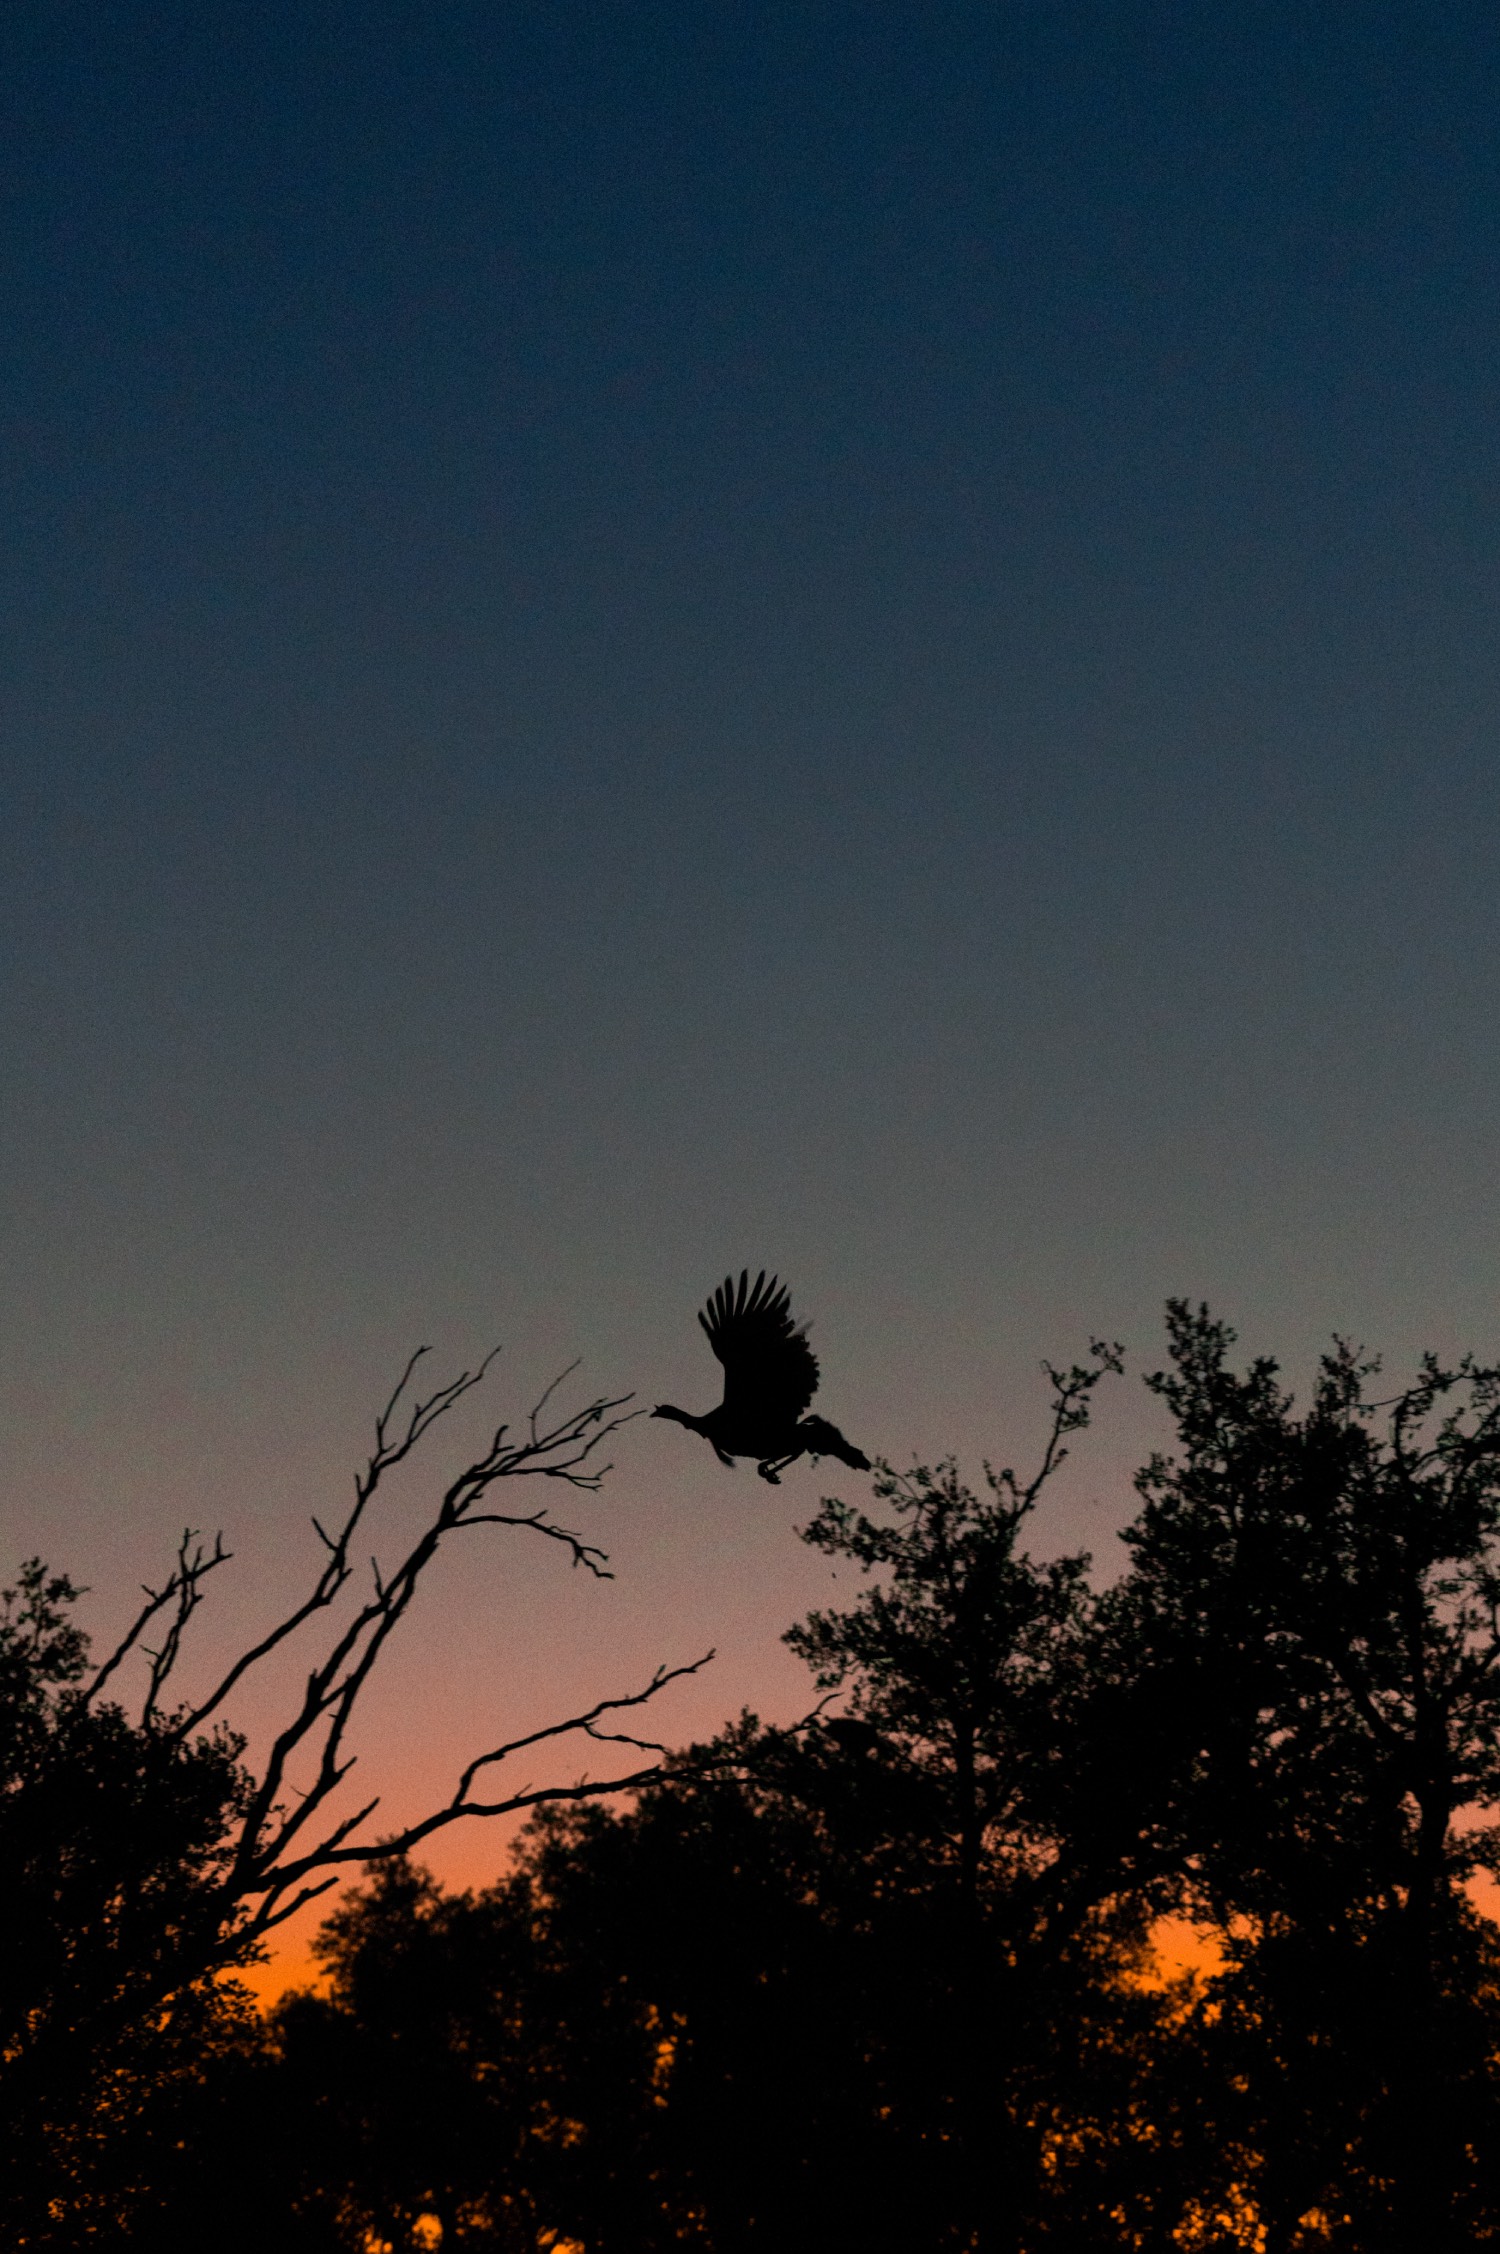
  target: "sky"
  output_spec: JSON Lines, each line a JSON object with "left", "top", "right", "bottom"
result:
{"left": 5, "top": 1, "right": 1500, "bottom": 1970}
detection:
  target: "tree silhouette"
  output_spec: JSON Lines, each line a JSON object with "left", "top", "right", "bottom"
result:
{"left": 0, "top": 1560, "right": 256, "bottom": 2242}
{"left": 786, "top": 1339, "right": 1140, "bottom": 2253}
{"left": 24, "top": 1302, "right": 1500, "bottom": 2249}
{"left": 156, "top": 1338, "right": 1142, "bottom": 2254}
{"left": 1114, "top": 1302, "right": 1500, "bottom": 2248}
{"left": 1, "top": 1349, "right": 709, "bottom": 2245}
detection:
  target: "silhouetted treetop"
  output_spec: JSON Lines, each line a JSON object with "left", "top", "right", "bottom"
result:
{"left": 26, "top": 1300, "right": 1500, "bottom": 2251}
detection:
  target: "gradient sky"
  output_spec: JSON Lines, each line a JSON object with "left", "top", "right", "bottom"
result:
{"left": 5, "top": 2, "right": 1500, "bottom": 1967}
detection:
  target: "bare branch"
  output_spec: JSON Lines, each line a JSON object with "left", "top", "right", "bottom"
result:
{"left": 173, "top": 1347, "right": 605, "bottom": 1738}
{"left": 221, "top": 1379, "right": 642, "bottom": 1886}
{"left": 86, "top": 1530, "right": 231, "bottom": 1710}
{"left": 985, "top": 1340, "right": 1124, "bottom": 1524}
{"left": 170, "top": 1354, "right": 460, "bottom": 1734}
{"left": 85, "top": 1349, "right": 713, "bottom": 1975}
{"left": 249, "top": 1874, "right": 343, "bottom": 1934}
{"left": 107, "top": 1353, "right": 712, "bottom": 1952}
{"left": 234, "top": 1651, "right": 716, "bottom": 1939}
{"left": 447, "top": 1654, "right": 714, "bottom": 1806}
{"left": 453, "top": 1506, "right": 612, "bottom": 1576}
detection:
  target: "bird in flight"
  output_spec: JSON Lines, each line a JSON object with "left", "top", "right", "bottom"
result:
{"left": 653, "top": 1270, "right": 872, "bottom": 1484}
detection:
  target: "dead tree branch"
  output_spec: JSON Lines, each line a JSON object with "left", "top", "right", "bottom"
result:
{"left": 86, "top": 1530, "right": 232, "bottom": 1710}
{"left": 90, "top": 1349, "right": 703, "bottom": 1959}
{"left": 242, "top": 1649, "right": 716, "bottom": 1937}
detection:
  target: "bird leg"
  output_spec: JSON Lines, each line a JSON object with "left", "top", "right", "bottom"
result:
{"left": 756, "top": 1460, "right": 784, "bottom": 1484}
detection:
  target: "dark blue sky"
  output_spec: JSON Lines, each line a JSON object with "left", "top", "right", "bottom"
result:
{"left": 5, "top": 1, "right": 1500, "bottom": 1915}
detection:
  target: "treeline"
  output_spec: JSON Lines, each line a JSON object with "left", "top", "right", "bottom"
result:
{"left": 10, "top": 1303, "right": 1500, "bottom": 2250}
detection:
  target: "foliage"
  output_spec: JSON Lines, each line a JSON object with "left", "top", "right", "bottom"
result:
{"left": 1110, "top": 1301, "right": 1500, "bottom": 2249}
{"left": 0, "top": 1561, "right": 256, "bottom": 2243}
{"left": 17, "top": 1306, "right": 1500, "bottom": 2247}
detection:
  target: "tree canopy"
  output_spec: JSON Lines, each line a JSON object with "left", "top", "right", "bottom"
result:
{"left": 11, "top": 1304, "right": 1500, "bottom": 2249}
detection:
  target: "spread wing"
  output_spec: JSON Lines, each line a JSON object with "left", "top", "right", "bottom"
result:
{"left": 699, "top": 1270, "right": 819, "bottom": 1423}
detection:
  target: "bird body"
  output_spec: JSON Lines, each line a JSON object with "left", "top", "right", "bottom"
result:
{"left": 653, "top": 1270, "right": 871, "bottom": 1483}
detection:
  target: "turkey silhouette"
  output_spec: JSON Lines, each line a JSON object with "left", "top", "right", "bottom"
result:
{"left": 653, "top": 1271, "right": 871, "bottom": 1484}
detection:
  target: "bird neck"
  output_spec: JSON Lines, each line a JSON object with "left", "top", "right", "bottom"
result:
{"left": 654, "top": 1403, "right": 706, "bottom": 1433}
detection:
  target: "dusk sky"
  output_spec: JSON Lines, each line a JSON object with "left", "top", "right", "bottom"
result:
{"left": 5, "top": 2, "right": 1500, "bottom": 1955}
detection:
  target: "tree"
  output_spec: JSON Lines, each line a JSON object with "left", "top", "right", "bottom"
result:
{"left": 185, "top": 1338, "right": 1151, "bottom": 2254}
{"left": 79, "top": 1301, "right": 1500, "bottom": 2250}
{"left": 1114, "top": 1302, "right": 1500, "bottom": 2250}
{"left": 263, "top": 1856, "right": 557, "bottom": 2253}
{"left": 259, "top": 1789, "right": 872, "bottom": 2254}
{"left": 1, "top": 1347, "right": 708, "bottom": 2246}
{"left": 787, "top": 1341, "right": 1136, "bottom": 2252}
{"left": 0, "top": 1560, "right": 257, "bottom": 2242}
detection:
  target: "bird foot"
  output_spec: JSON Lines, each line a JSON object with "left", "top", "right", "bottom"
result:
{"left": 756, "top": 1462, "right": 783, "bottom": 1484}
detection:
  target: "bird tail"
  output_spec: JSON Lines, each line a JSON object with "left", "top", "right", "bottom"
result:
{"left": 798, "top": 1416, "right": 871, "bottom": 1472}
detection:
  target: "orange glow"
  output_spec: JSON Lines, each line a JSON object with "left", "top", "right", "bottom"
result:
{"left": 237, "top": 1946, "right": 325, "bottom": 2006}
{"left": 1135, "top": 1914, "right": 1224, "bottom": 1991}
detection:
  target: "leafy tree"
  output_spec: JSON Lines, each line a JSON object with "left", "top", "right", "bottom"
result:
{"left": 787, "top": 1342, "right": 1144, "bottom": 2252}
{"left": 1114, "top": 1302, "right": 1500, "bottom": 2250}
{"left": 264, "top": 1857, "right": 557, "bottom": 2253}
{"left": 53, "top": 1300, "right": 1500, "bottom": 2252}
{"left": 0, "top": 1560, "right": 255, "bottom": 2244}
{"left": 238, "top": 1740, "right": 919, "bottom": 2252}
